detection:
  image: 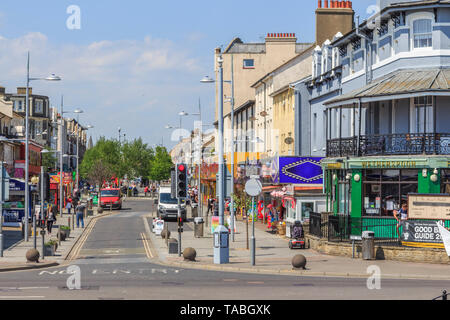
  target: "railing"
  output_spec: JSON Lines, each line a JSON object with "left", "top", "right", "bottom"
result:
{"left": 309, "top": 212, "right": 324, "bottom": 238}
{"left": 309, "top": 214, "right": 401, "bottom": 246}
{"left": 327, "top": 133, "right": 450, "bottom": 157}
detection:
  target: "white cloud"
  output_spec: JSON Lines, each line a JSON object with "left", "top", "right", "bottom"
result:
{"left": 0, "top": 32, "right": 213, "bottom": 147}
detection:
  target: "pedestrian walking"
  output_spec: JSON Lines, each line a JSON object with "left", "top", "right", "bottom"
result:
{"left": 394, "top": 202, "right": 408, "bottom": 240}
{"left": 47, "top": 204, "right": 57, "bottom": 234}
{"left": 76, "top": 202, "right": 86, "bottom": 228}
{"left": 144, "top": 186, "right": 149, "bottom": 197}
{"left": 66, "top": 200, "right": 72, "bottom": 215}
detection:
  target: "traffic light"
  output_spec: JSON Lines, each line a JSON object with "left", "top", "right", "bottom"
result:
{"left": 176, "top": 163, "right": 187, "bottom": 199}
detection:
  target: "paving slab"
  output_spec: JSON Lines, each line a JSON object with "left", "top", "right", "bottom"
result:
{"left": 147, "top": 206, "right": 450, "bottom": 280}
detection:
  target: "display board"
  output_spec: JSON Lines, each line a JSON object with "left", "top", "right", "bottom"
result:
{"left": 408, "top": 195, "right": 450, "bottom": 220}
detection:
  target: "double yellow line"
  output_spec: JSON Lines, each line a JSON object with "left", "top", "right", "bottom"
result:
{"left": 140, "top": 232, "right": 154, "bottom": 259}
{"left": 67, "top": 219, "right": 97, "bottom": 261}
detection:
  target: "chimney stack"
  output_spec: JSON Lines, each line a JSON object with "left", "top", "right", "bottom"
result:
{"left": 316, "top": 0, "right": 354, "bottom": 46}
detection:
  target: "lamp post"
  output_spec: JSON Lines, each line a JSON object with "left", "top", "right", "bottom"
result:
{"left": 24, "top": 52, "right": 61, "bottom": 242}
{"left": 200, "top": 55, "right": 229, "bottom": 264}
{"left": 63, "top": 154, "right": 77, "bottom": 229}
{"left": 41, "top": 149, "right": 61, "bottom": 245}
{"left": 201, "top": 55, "right": 236, "bottom": 243}
{"left": 73, "top": 109, "right": 84, "bottom": 194}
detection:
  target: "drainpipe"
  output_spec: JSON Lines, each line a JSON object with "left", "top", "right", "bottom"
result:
{"left": 357, "top": 98, "right": 362, "bottom": 156}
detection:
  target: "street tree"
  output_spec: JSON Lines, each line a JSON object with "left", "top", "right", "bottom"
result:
{"left": 120, "top": 138, "right": 154, "bottom": 181}
{"left": 149, "top": 146, "right": 173, "bottom": 183}
{"left": 80, "top": 137, "right": 122, "bottom": 181}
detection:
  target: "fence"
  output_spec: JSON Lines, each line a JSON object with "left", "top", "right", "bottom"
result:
{"left": 308, "top": 213, "right": 401, "bottom": 246}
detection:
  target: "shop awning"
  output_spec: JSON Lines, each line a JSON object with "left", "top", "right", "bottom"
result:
{"left": 325, "top": 68, "right": 450, "bottom": 108}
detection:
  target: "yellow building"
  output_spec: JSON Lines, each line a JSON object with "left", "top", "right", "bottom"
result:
{"left": 272, "top": 87, "right": 295, "bottom": 156}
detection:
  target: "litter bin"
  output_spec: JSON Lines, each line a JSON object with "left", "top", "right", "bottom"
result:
{"left": 362, "top": 231, "right": 375, "bottom": 260}
{"left": 194, "top": 217, "right": 204, "bottom": 238}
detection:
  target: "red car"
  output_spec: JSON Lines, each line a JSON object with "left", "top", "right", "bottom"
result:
{"left": 100, "top": 188, "right": 122, "bottom": 210}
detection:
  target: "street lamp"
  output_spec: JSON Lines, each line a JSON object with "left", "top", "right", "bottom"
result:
{"left": 73, "top": 109, "right": 84, "bottom": 194}
{"left": 200, "top": 55, "right": 229, "bottom": 264}
{"left": 41, "top": 149, "right": 61, "bottom": 246}
{"left": 24, "top": 52, "right": 61, "bottom": 242}
{"left": 201, "top": 55, "right": 236, "bottom": 244}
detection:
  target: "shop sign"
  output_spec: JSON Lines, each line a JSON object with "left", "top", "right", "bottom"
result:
{"left": 326, "top": 163, "right": 342, "bottom": 169}
{"left": 9, "top": 179, "right": 25, "bottom": 191}
{"left": 279, "top": 157, "right": 323, "bottom": 184}
{"left": 408, "top": 195, "right": 450, "bottom": 220}
{"left": 361, "top": 160, "right": 418, "bottom": 169}
{"left": 401, "top": 220, "right": 447, "bottom": 248}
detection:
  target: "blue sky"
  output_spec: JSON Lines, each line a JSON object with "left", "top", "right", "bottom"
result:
{"left": 0, "top": 0, "right": 378, "bottom": 149}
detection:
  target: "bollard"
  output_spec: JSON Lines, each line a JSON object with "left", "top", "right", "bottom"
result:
{"left": 292, "top": 254, "right": 307, "bottom": 270}
{"left": 41, "top": 229, "right": 45, "bottom": 260}
{"left": 26, "top": 248, "right": 40, "bottom": 263}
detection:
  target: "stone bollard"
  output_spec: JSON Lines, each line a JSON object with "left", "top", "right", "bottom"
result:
{"left": 26, "top": 248, "right": 40, "bottom": 263}
{"left": 183, "top": 247, "right": 196, "bottom": 261}
{"left": 97, "top": 207, "right": 103, "bottom": 214}
{"left": 161, "top": 229, "right": 171, "bottom": 240}
{"left": 292, "top": 254, "right": 307, "bottom": 270}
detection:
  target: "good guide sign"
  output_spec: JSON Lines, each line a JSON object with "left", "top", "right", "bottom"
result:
{"left": 401, "top": 220, "right": 448, "bottom": 248}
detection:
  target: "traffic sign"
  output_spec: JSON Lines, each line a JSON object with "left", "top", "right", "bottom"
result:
{"left": 245, "top": 179, "right": 262, "bottom": 197}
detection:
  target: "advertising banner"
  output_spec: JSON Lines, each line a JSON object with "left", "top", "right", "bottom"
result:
{"left": 279, "top": 157, "right": 324, "bottom": 184}
{"left": 408, "top": 195, "right": 450, "bottom": 220}
{"left": 401, "top": 220, "right": 447, "bottom": 248}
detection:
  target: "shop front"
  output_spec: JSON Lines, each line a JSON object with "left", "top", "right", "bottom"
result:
{"left": 323, "top": 157, "right": 448, "bottom": 219}
{"left": 262, "top": 156, "right": 325, "bottom": 236}
{"left": 3, "top": 179, "right": 32, "bottom": 227}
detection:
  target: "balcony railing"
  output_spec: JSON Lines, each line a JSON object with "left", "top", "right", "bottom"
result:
{"left": 327, "top": 133, "right": 450, "bottom": 157}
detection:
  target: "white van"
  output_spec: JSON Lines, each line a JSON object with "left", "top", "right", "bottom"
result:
{"left": 157, "top": 186, "right": 187, "bottom": 221}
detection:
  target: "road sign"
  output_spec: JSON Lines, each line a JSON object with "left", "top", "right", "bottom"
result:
{"left": 245, "top": 179, "right": 262, "bottom": 197}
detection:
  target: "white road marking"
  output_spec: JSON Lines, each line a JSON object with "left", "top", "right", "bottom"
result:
{"left": 0, "top": 296, "right": 45, "bottom": 299}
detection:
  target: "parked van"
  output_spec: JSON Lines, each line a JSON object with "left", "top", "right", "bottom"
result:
{"left": 157, "top": 186, "right": 186, "bottom": 221}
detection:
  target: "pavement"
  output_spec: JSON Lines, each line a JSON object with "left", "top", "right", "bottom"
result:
{"left": 0, "top": 204, "right": 120, "bottom": 272}
{"left": 148, "top": 205, "right": 450, "bottom": 281}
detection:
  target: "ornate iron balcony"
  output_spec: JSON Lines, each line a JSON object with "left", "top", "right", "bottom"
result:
{"left": 327, "top": 133, "right": 450, "bottom": 157}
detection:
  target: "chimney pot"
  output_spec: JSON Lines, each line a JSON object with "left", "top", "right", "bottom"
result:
{"left": 318, "top": 0, "right": 322, "bottom": 8}
{"left": 324, "top": 0, "right": 329, "bottom": 8}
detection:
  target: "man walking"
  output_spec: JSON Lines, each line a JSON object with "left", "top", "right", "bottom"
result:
{"left": 76, "top": 201, "right": 86, "bottom": 228}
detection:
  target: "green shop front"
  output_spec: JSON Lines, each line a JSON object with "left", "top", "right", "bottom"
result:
{"left": 322, "top": 156, "right": 450, "bottom": 245}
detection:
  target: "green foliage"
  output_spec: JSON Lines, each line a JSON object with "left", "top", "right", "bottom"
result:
{"left": 80, "top": 137, "right": 121, "bottom": 180}
{"left": 149, "top": 146, "right": 173, "bottom": 182}
{"left": 60, "top": 226, "right": 71, "bottom": 230}
{"left": 80, "top": 137, "right": 173, "bottom": 185}
{"left": 45, "top": 239, "right": 58, "bottom": 246}
{"left": 42, "top": 151, "right": 57, "bottom": 170}
{"left": 120, "top": 138, "right": 154, "bottom": 180}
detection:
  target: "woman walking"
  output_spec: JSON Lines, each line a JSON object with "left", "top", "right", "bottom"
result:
{"left": 47, "top": 204, "right": 56, "bottom": 235}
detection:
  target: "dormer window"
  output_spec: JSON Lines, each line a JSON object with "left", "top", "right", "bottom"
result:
{"left": 413, "top": 19, "right": 432, "bottom": 48}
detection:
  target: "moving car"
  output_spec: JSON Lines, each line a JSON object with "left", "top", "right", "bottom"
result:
{"left": 157, "top": 186, "right": 186, "bottom": 221}
{"left": 99, "top": 188, "right": 122, "bottom": 210}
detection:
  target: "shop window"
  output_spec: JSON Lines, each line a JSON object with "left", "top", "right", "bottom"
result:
{"left": 301, "top": 202, "right": 314, "bottom": 222}
{"left": 363, "top": 169, "right": 418, "bottom": 217}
